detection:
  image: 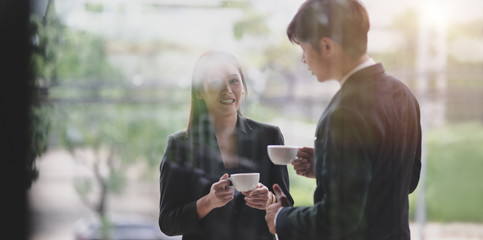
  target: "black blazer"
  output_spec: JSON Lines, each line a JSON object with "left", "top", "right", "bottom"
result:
{"left": 159, "top": 115, "right": 294, "bottom": 240}
{"left": 276, "top": 63, "right": 422, "bottom": 240}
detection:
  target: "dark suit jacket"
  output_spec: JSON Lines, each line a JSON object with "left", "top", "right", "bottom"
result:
{"left": 159, "top": 115, "right": 294, "bottom": 240}
{"left": 276, "top": 63, "right": 422, "bottom": 240}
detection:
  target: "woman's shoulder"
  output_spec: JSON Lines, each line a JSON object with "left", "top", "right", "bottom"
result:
{"left": 167, "top": 129, "right": 188, "bottom": 141}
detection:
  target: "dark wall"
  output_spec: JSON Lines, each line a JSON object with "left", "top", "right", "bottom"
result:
{"left": 0, "top": 0, "right": 31, "bottom": 239}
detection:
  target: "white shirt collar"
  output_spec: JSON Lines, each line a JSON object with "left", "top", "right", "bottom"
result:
{"left": 340, "top": 58, "right": 376, "bottom": 86}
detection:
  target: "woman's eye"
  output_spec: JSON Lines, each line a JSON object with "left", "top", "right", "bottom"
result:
{"left": 206, "top": 80, "right": 223, "bottom": 90}
{"left": 230, "top": 78, "right": 239, "bottom": 84}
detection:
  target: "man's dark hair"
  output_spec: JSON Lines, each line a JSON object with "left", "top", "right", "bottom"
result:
{"left": 287, "top": 0, "right": 370, "bottom": 58}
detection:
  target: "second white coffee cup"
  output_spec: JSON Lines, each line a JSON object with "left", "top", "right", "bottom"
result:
{"left": 228, "top": 173, "right": 260, "bottom": 192}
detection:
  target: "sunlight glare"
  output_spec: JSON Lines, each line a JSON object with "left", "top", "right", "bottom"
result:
{"left": 420, "top": 1, "right": 448, "bottom": 30}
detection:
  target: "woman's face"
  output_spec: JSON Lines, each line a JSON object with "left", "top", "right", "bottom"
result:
{"left": 199, "top": 62, "right": 245, "bottom": 118}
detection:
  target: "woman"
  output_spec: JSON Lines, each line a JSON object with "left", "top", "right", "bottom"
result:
{"left": 159, "top": 50, "right": 293, "bottom": 240}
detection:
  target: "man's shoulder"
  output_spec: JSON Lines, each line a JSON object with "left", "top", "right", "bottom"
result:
{"left": 381, "top": 71, "right": 418, "bottom": 102}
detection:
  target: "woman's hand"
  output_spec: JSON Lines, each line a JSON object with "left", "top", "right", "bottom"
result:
{"left": 242, "top": 183, "right": 275, "bottom": 210}
{"left": 196, "top": 173, "right": 234, "bottom": 219}
{"left": 292, "top": 147, "right": 316, "bottom": 178}
{"left": 208, "top": 173, "right": 235, "bottom": 208}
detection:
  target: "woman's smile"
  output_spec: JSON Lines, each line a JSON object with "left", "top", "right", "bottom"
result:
{"left": 220, "top": 98, "right": 235, "bottom": 104}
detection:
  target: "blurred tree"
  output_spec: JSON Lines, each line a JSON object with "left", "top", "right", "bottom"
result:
{"left": 30, "top": 2, "right": 167, "bottom": 239}
{"left": 55, "top": 29, "right": 120, "bottom": 84}
{"left": 233, "top": 13, "right": 269, "bottom": 40}
{"left": 27, "top": 0, "right": 63, "bottom": 188}
{"left": 57, "top": 106, "right": 168, "bottom": 213}
{"left": 233, "top": 2, "right": 269, "bottom": 40}
{"left": 50, "top": 31, "right": 124, "bottom": 239}
{"left": 44, "top": 8, "right": 185, "bottom": 240}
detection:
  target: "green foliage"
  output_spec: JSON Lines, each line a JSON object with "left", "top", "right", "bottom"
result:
{"left": 26, "top": 106, "right": 50, "bottom": 187}
{"left": 38, "top": 4, "right": 137, "bottom": 215}
{"left": 107, "top": 170, "right": 126, "bottom": 195}
{"left": 53, "top": 101, "right": 189, "bottom": 192}
{"left": 26, "top": 0, "right": 63, "bottom": 188}
{"left": 74, "top": 177, "right": 93, "bottom": 196}
{"left": 288, "top": 167, "right": 316, "bottom": 207}
{"left": 85, "top": 2, "right": 104, "bottom": 13}
{"left": 423, "top": 122, "right": 483, "bottom": 222}
{"left": 30, "top": 12, "right": 63, "bottom": 86}
{"left": 56, "top": 30, "right": 121, "bottom": 82}
{"left": 233, "top": 6, "right": 269, "bottom": 40}
{"left": 220, "top": 0, "right": 249, "bottom": 8}
{"left": 100, "top": 215, "right": 112, "bottom": 240}
{"left": 48, "top": 21, "right": 190, "bottom": 211}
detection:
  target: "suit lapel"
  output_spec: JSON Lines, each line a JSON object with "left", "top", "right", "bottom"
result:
{"left": 318, "top": 63, "right": 385, "bottom": 126}
{"left": 236, "top": 115, "right": 259, "bottom": 171}
{"left": 314, "top": 63, "right": 386, "bottom": 176}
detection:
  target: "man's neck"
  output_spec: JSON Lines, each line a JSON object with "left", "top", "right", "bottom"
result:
{"left": 337, "top": 54, "right": 369, "bottom": 83}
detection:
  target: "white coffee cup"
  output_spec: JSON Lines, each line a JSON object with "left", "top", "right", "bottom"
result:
{"left": 267, "top": 145, "right": 300, "bottom": 165}
{"left": 228, "top": 173, "right": 260, "bottom": 192}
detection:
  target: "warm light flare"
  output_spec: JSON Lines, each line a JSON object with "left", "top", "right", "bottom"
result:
{"left": 419, "top": 1, "right": 448, "bottom": 30}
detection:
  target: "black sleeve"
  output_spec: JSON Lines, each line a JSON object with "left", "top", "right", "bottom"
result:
{"left": 409, "top": 101, "right": 422, "bottom": 193}
{"left": 276, "top": 107, "right": 372, "bottom": 239}
{"left": 158, "top": 135, "right": 204, "bottom": 236}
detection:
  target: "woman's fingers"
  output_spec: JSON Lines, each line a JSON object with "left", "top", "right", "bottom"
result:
{"left": 213, "top": 178, "right": 231, "bottom": 190}
{"left": 244, "top": 198, "right": 267, "bottom": 209}
{"left": 245, "top": 202, "right": 265, "bottom": 210}
{"left": 219, "top": 173, "right": 229, "bottom": 180}
{"left": 214, "top": 185, "right": 234, "bottom": 195}
{"left": 241, "top": 183, "right": 271, "bottom": 210}
{"left": 215, "top": 190, "right": 234, "bottom": 203}
{"left": 209, "top": 173, "right": 235, "bottom": 206}
{"left": 244, "top": 196, "right": 268, "bottom": 204}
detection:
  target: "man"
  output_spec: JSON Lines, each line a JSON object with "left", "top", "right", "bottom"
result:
{"left": 265, "top": 0, "right": 422, "bottom": 239}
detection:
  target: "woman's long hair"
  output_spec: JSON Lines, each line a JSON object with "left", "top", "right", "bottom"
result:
{"left": 186, "top": 51, "right": 248, "bottom": 137}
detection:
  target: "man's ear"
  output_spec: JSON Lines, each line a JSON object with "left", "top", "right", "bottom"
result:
{"left": 318, "top": 37, "right": 334, "bottom": 56}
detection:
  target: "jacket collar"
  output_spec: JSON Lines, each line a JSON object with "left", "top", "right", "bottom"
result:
{"left": 343, "top": 63, "right": 385, "bottom": 88}
{"left": 340, "top": 58, "right": 377, "bottom": 86}
{"left": 317, "top": 63, "right": 386, "bottom": 128}
{"left": 188, "top": 113, "right": 252, "bottom": 141}
{"left": 236, "top": 114, "right": 252, "bottom": 136}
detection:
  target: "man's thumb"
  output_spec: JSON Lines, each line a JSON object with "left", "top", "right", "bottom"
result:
{"left": 273, "top": 184, "right": 290, "bottom": 207}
